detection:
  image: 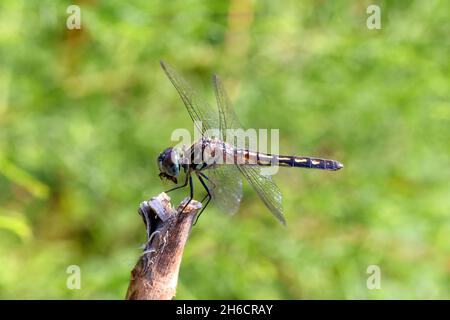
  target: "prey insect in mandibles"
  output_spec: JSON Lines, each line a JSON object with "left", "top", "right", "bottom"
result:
{"left": 157, "top": 61, "right": 343, "bottom": 225}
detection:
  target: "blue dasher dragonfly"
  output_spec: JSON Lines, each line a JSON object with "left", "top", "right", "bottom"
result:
{"left": 158, "top": 61, "right": 343, "bottom": 225}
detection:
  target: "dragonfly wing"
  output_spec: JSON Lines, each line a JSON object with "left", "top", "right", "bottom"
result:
{"left": 212, "top": 75, "right": 242, "bottom": 138}
{"left": 203, "top": 165, "right": 243, "bottom": 215}
{"left": 213, "top": 75, "right": 286, "bottom": 224}
{"left": 237, "top": 165, "right": 286, "bottom": 225}
{"left": 161, "top": 61, "right": 219, "bottom": 134}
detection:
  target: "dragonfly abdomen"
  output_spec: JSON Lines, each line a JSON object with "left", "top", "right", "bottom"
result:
{"left": 277, "top": 155, "right": 343, "bottom": 170}
{"left": 239, "top": 150, "right": 343, "bottom": 171}
{"left": 190, "top": 141, "right": 343, "bottom": 171}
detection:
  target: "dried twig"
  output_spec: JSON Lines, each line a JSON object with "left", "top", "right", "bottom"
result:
{"left": 125, "top": 193, "right": 201, "bottom": 300}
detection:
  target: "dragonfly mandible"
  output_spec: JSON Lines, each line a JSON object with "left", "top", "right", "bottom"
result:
{"left": 157, "top": 61, "right": 343, "bottom": 225}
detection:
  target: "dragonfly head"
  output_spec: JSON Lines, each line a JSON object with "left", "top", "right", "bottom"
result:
{"left": 157, "top": 147, "right": 182, "bottom": 184}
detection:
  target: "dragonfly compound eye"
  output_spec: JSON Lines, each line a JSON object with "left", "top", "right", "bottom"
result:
{"left": 157, "top": 147, "right": 181, "bottom": 178}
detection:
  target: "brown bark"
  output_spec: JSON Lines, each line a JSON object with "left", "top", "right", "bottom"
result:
{"left": 125, "top": 192, "right": 201, "bottom": 300}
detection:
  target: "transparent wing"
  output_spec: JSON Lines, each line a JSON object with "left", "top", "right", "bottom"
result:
{"left": 212, "top": 75, "right": 286, "bottom": 224}
{"left": 212, "top": 75, "right": 242, "bottom": 138}
{"left": 237, "top": 165, "right": 286, "bottom": 225}
{"left": 203, "top": 165, "right": 243, "bottom": 215}
{"left": 160, "top": 61, "right": 219, "bottom": 134}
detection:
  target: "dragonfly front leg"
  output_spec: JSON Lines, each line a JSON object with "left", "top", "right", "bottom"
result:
{"left": 179, "top": 174, "right": 194, "bottom": 214}
{"left": 165, "top": 172, "right": 189, "bottom": 194}
{"left": 194, "top": 172, "right": 212, "bottom": 225}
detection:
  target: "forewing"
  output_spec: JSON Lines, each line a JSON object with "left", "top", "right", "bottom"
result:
{"left": 237, "top": 165, "right": 286, "bottom": 225}
{"left": 212, "top": 75, "right": 242, "bottom": 139}
{"left": 204, "top": 165, "right": 243, "bottom": 215}
{"left": 161, "top": 61, "right": 219, "bottom": 134}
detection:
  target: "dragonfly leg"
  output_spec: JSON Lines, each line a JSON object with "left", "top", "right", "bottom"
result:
{"left": 193, "top": 173, "right": 212, "bottom": 225}
{"left": 165, "top": 172, "right": 189, "bottom": 193}
{"left": 179, "top": 174, "right": 194, "bottom": 214}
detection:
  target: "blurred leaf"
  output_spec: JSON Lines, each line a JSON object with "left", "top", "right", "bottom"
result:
{"left": 0, "top": 157, "right": 49, "bottom": 199}
{"left": 0, "top": 208, "right": 32, "bottom": 242}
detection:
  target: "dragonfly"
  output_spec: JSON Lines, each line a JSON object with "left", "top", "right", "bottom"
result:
{"left": 157, "top": 61, "right": 343, "bottom": 225}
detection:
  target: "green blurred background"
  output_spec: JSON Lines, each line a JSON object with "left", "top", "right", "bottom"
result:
{"left": 0, "top": 0, "right": 449, "bottom": 299}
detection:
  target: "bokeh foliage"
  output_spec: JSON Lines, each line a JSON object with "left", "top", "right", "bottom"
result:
{"left": 0, "top": 0, "right": 448, "bottom": 299}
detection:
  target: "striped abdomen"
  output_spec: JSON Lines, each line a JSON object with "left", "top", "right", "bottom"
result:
{"left": 235, "top": 149, "right": 344, "bottom": 171}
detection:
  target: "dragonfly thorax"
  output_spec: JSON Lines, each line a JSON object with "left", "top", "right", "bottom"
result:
{"left": 157, "top": 147, "right": 183, "bottom": 184}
